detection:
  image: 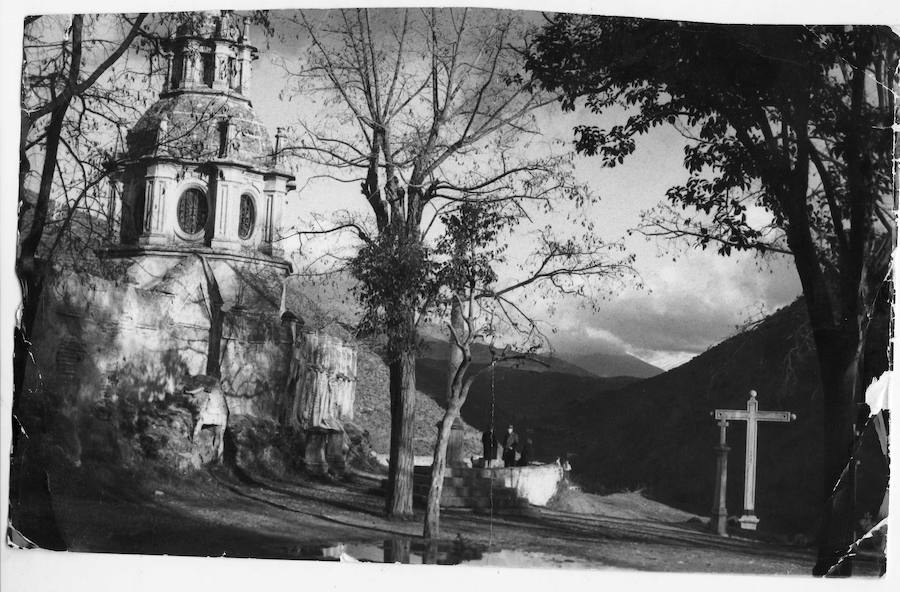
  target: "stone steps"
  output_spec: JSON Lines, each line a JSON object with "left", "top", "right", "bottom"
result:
{"left": 382, "top": 465, "right": 529, "bottom": 512}
{"left": 413, "top": 493, "right": 528, "bottom": 509}
{"left": 412, "top": 483, "right": 519, "bottom": 499}
{"left": 414, "top": 466, "right": 519, "bottom": 479}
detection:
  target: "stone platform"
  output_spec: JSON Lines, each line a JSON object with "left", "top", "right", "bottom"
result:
{"left": 381, "top": 463, "right": 565, "bottom": 512}
{"left": 411, "top": 466, "right": 529, "bottom": 511}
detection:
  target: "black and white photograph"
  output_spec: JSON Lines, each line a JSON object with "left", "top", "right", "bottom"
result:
{"left": 1, "top": 0, "right": 897, "bottom": 587}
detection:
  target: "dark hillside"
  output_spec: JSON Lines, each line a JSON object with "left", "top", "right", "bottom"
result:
{"left": 353, "top": 345, "right": 482, "bottom": 458}
{"left": 411, "top": 300, "right": 888, "bottom": 535}
{"left": 562, "top": 300, "right": 888, "bottom": 535}
{"left": 415, "top": 338, "right": 642, "bottom": 460}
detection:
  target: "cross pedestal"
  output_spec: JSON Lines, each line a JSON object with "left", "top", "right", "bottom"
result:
{"left": 712, "top": 390, "right": 796, "bottom": 532}
{"left": 711, "top": 419, "right": 730, "bottom": 536}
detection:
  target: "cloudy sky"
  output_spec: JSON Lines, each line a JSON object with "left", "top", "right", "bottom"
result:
{"left": 245, "top": 8, "right": 803, "bottom": 371}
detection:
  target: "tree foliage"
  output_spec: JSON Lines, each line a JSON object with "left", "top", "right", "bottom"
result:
{"left": 528, "top": 19, "right": 896, "bottom": 268}
{"left": 527, "top": 17, "right": 898, "bottom": 575}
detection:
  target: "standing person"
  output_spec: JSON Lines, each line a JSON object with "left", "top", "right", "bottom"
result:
{"left": 502, "top": 424, "right": 519, "bottom": 468}
{"left": 482, "top": 428, "right": 497, "bottom": 462}
{"left": 518, "top": 433, "right": 533, "bottom": 466}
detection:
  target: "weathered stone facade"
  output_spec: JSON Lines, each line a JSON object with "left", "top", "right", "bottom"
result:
{"left": 89, "top": 10, "right": 296, "bottom": 419}
{"left": 24, "top": 12, "right": 296, "bottom": 432}
{"left": 22, "top": 11, "right": 363, "bottom": 477}
{"left": 27, "top": 262, "right": 292, "bottom": 419}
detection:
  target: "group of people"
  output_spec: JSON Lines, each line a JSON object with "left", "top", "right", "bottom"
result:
{"left": 482, "top": 424, "right": 533, "bottom": 467}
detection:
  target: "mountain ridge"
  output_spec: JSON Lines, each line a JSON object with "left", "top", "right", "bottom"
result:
{"left": 561, "top": 351, "right": 664, "bottom": 379}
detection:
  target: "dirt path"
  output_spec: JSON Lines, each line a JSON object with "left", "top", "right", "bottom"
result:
{"left": 38, "top": 467, "right": 882, "bottom": 575}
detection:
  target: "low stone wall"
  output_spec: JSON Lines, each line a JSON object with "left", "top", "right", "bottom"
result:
{"left": 493, "top": 463, "right": 565, "bottom": 506}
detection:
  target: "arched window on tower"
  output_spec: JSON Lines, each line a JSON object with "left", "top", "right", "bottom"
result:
{"left": 177, "top": 187, "right": 208, "bottom": 237}
{"left": 238, "top": 193, "right": 256, "bottom": 240}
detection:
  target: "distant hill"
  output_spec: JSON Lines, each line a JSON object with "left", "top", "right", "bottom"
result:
{"left": 407, "top": 299, "right": 887, "bottom": 535}
{"left": 352, "top": 343, "right": 483, "bottom": 458}
{"left": 562, "top": 351, "right": 664, "bottom": 379}
{"left": 299, "top": 272, "right": 889, "bottom": 536}
{"left": 537, "top": 300, "right": 889, "bottom": 535}
{"left": 414, "top": 335, "right": 642, "bottom": 459}
{"left": 417, "top": 335, "right": 597, "bottom": 377}
{"left": 353, "top": 332, "right": 643, "bottom": 459}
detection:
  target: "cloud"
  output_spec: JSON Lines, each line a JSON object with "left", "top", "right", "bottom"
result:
{"left": 543, "top": 249, "right": 801, "bottom": 359}
{"left": 631, "top": 349, "right": 697, "bottom": 371}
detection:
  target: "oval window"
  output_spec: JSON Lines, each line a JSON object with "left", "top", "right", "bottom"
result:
{"left": 177, "top": 187, "right": 208, "bottom": 235}
{"left": 238, "top": 193, "right": 255, "bottom": 240}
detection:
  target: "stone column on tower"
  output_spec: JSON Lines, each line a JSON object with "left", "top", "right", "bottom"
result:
{"left": 106, "top": 176, "right": 124, "bottom": 243}
{"left": 238, "top": 20, "right": 253, "bottom": 94}
{"left": 264, "top": 173, "right": 287, "bottom": 257}
{"left": 139, "top": 162, "right": 176, "bottom": 246}
{"left": 251, "top": 184, "right": 273, "bottom": 256}
{"left": 210, "top": 166, "right": 242, "bottom": 250}
{"left": 162, "top": 47, "right": 173, "bottom": 93}
{"left": 238, "top": 47, "right": 253, "bottom": 94}
{"left": 183, "top": 40, "right": 202, "bottom": 88}
{"left": 212, "top": 42, "right": 233, "bottom": 91}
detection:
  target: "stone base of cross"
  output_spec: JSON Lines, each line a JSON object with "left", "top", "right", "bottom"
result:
{"left": 710, "top": 390, "right": 796, "bottom": 534}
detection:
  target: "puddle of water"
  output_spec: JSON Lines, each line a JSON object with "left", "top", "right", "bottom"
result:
{"left": 290, "top": 537, "right": 485, "bottom": 565}
{"left": 289, "top": 538, "right": 598, "bottom": 568}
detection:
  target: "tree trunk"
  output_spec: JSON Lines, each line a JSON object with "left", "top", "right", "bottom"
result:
{"left": 14, "top": 107, "right": 71, "bottom": 404}
{"left": 809, "top": 312, "right": 866, "bottom": 576}
{"left": 424, "top": 401, "right": 462, "bottom": 538}
{"left": 385, "top": 344, "right": 417, "bottom": 518}
{"left": 446, "top": 299, "right": 464, "bottom": 403}
{"left": 12, "top": 267, "right": 44, "bottom": 401}
{"left": 426, "top": 312, "right": 470, "bottom": 538}
{"left": 15, "top": 15, "right": 81, "bottom": 401}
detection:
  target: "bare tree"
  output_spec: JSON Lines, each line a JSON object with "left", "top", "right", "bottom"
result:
{"left": 280, "top": 8, "right": 598, "bottom": 517}
{"left": 423, "top": 201, "right": 634, "bottom": 538}
{"left": 16, "top": 13, "right": 156, "bottom": 402}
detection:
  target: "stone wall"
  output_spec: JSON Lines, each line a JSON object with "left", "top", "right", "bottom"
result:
{"left": 221, "top": 310, "right": 292, "bottom": 416}
{"left": 26, "top": 264, "right": 291, "bottom": 419}
{"left": 284, "top": 331, "right": 358, "bottom": 431}
{"left": 493, "top": 464, "right": 565, "bottom": 506}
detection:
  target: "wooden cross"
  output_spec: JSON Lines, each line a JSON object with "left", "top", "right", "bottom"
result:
{"left": 712, "top": 390, "right": 796, "bottom": 531}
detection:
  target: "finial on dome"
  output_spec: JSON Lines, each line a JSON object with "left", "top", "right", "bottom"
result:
{"left": 274, "top": 127, "right": 286, "bottom": 166}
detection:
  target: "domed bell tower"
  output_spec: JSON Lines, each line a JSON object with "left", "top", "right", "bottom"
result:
{"left": 104, "top": 10, "right": 294, "bottom": 276}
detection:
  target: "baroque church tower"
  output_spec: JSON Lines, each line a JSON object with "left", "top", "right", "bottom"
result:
{"left": 75, "top": 11, "right": 302, "bottom": 417}
{"left": 105, "top": 10, "right": 293, "bottom": 273}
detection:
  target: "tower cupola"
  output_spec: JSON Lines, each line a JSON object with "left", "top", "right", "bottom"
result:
{"left": 105, "top": 10, "right": 294, "bottom": 273}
